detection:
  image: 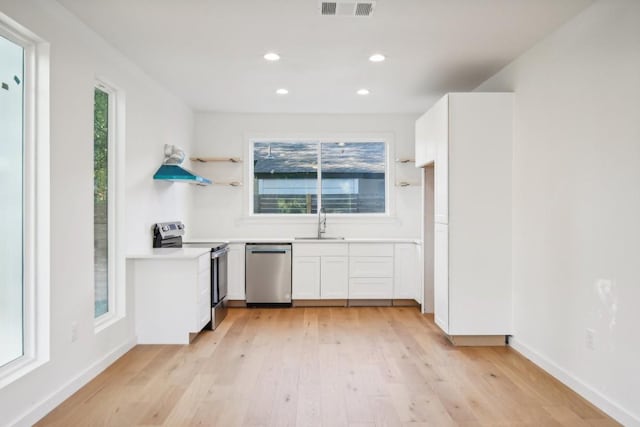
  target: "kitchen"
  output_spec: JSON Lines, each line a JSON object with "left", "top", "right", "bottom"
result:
{"left": 0, "top": 0, "right": 639, "bottom": 426}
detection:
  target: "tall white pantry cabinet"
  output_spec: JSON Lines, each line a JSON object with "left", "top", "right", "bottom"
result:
{"left": 416, "top": 93, "right": 513, "bottom": 339}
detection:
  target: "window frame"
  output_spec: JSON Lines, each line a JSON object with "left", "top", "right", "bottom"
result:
{"left": 93, "top": 78, "right": 126, "bottom": 332}
{"left": 0, "top": 12, "right": 50, "bottom": 389}
{"left": 248, "top": 137, "right": 391, "bottom": 217}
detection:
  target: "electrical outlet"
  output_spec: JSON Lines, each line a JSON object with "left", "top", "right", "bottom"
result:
{"left": 585, "top": 328, "right": 596, "bottom": 350}
{"left": 71, "top": 321, "right": 78, "bottom": 343}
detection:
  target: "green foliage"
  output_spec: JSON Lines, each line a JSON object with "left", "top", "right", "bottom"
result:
{"left": 276, "top": 197, "right": 309, "bottom": 214}
{"left": 94, "top": 88, "right": 108, "bottom": 202}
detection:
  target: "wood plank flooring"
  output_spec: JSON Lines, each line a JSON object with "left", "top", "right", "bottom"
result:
{"left": 37, "top": 307, "right": 619, "bottom": 426}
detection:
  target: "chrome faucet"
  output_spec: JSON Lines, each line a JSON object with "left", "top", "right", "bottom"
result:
{"left": 317, "top": 207, "right": 327, "bottom": 239}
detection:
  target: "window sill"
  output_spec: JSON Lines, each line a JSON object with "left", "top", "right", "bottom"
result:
{"left": 236, "top": 214, "right": 400, "bottom": 226}
{"left": 94, "top": 311, "right": 124, "bottom": 334}
{"left": 0, "top": 354, "right": 49, "bottom": 390}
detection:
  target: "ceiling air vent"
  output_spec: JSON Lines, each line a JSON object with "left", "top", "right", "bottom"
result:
{"left": 321, "top": 2, "right": 337, "bottom": 15}
{"left": 320, "top": 1, "right": 376, "bottom": 17}
{"left": 355, "top": 2, "right": 373, "bottom": 16}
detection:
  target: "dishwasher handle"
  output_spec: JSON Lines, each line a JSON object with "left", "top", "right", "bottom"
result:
{"left": 246, "top": 244, "right": 291, "bottom": 254}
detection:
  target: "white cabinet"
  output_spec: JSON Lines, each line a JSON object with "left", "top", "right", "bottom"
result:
{"left": 417, "top": 93, "right": 513, "bottom": 337}
{"left": 292, "top": 256, "right": 321, "bottom": 299}
{"left": 321, "top": 256, "right": 349, "bottom": 299}
{"left": 130, "top": 252, "right": 211, "bottom": 344}
{"left": 292, "top": 242, "right": 422, "bottom": 303}
{"left": 349, "top": 278, "right": 393, "bottom": 299}
{"left": 227, "top": 243, "right": 245, "bottom": 300}
{"left": 415, "top": 95, "right": 447, "bottom": 168}
{"left": 349, "top": 257, "right": 393, "bottom": 277}
{"left": 292, "top": 243, "right": 348, "bottom": 300}
{"left": 393, "top": 243, "right": 419, "bottom": 300}
{"left": 433, "top": 224, "right": 449, "bottom": 332}
{"left": 348, "top": 243, "right": 394, "bottom": 299}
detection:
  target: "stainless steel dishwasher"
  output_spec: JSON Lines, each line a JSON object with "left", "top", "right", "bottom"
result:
{"left": 245, "top": 243, "right": 292, "bottom": 307}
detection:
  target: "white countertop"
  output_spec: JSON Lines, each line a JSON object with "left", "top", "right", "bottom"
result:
{"left": 128, "top": 238, "right": 422, "bottom": 259}
{"left": 185, "top": 237, "right": 421, "bottom": 244}
{"left": 127, "top": 248, "right": 211, "bottom": 260}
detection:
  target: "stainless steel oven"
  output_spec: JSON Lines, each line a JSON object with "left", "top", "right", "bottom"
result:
{"left": 209, "top": 243, "right": 229, "bottom": 329}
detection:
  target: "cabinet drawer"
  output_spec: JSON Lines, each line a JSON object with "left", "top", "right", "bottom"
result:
{"left": 349, "top": 243, "right": 394, "bottom": 257}
{"left": 293, "top": 243, "right": 348, "bottom": 257}
{"left": 349, "top": 278, "right": 393, "bottom": 299}
{"left": 198, "top": 270, "right": 210, "bottom": 296}
{"left": 197, "top": 253, "right": 210, "bottom": 273}
{"left": 197, "top": 299, "right": 211, "bottom": 330}
{"left": 349, "top": 257, "right": 393, "bottom": 278}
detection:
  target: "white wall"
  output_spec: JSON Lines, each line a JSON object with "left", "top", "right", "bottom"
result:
{"left": 476, "top": 0, "right": 640, "bottom": 424}
{"left": 0, "top": 1, "right": 194, "bottom": 425}
{"left": 190, "top": 113, "right": 422, "bottom": 239}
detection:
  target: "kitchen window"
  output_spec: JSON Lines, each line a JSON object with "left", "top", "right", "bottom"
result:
{"left": 0, "top": 15, "right": 50, "bottom": 388}
{"left": 251, "top": 140, "right": 387, "bottom": 215}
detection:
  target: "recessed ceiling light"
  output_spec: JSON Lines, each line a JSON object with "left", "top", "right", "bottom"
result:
{"left": 369, "top": 53, "right": 385, "bottom": 62}
{"left": 357, "top": 89, "right": 370, "bottom": 95}
{"left": 264, "top": 52, "right": 280, "bottom": 61}
{"left": 276, "top": 88, "right": 289, "bottom": 95}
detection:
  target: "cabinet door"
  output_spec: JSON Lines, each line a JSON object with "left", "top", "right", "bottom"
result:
{"left": 393, "top": 244, "right": 419, "bottom": 300}
{"left": 415, "top": 109, "right": 438, "bottom": 167}
{"left": 292, "top": 256, "right": 321, "bottom": 299}
{"left": 227, "top": 244, "right": 245, "bottom": 300}
{"left": 432, "top": 95, "right": 449, "bottom": 224}
{"left": 434, "top": 223, "right": 449, "bottom": 333}
{"left": 321, "top": 256, "right": 348, "bottom": 299}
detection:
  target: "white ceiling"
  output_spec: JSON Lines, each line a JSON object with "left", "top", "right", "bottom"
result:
{"left": 58, "top": 0, "right": 592, "bottom": 114}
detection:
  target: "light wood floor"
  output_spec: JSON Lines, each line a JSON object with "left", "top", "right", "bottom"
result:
{"left": 38, "top": 307, "right": 619, "bottom": 426}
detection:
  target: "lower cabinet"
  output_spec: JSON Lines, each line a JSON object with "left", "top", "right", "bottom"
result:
{"left": 292, "top": 243, "right": 348, "bottom": 300}
{"left": 349, "top": 277, "right": 393, "bottom": 299}
{"left": 320, "top": 256, "right": 349, "bottom": 299}
{"left": 227, "top": 243, "right": 245, "bottom": 300}
{"left": 348, "top": 243, "right": 394, "bottom": 299}
{"left": 434, "top": 223, "right": 449, "bottom": 332}
{"left": 292, "top": 256, "right": 321, "bottom": 299}
{"left": 394, "top": 243, "right": 420, "bottom": 300}
{"left": 130, "top": 252, "right": 211, "bottom": 344}
{"left": 292, "top": 242, "right": 421, "bottom": 303}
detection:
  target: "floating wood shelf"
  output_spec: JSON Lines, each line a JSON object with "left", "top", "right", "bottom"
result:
{"left": 190, "top": 157, "right": 242, "bottom": 163}
{"left": 395, "top": 181, "right": 420, "bottom": 187}
{"left": 395, "top": 158, "right": 415, "bottom": 164}
{"left": 213, "top": 181, "right": 243, "bottom": 187}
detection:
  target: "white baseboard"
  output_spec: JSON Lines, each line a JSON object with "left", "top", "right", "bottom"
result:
{"left": 509, "top": 337, "right": 640, "bottom": 427}
{"left": 9, "top": 337, "right": 136, "bottom": 427}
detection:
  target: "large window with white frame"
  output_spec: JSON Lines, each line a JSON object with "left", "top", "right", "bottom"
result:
{"left": 0, "top": 13, "right": 50, "bottom": 388}
{"left": 251, "top": 140, "right": 387, "bottom": 215}
{"left": 0, "top": 27, "right": 25, "bottom": 370}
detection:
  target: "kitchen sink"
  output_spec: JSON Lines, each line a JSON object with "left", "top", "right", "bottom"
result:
{"left": 294, "top": 236, "right": 345, "bottom": 240}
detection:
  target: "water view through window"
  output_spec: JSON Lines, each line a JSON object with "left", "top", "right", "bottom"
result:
{"left": 253, "top": 141, "right": 386, "bottom": 214}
